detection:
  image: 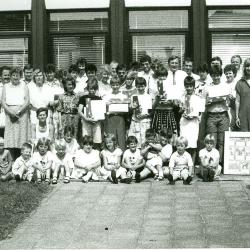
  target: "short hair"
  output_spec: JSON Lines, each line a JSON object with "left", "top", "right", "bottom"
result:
{"left": 1, "top": 66, "right": 11, "bottom": 75}
{"left": 204, "top": 134, "right": 216, "bottom": 144}
{"left": 81, "top": 135, "right": 94, "bottom": 146}
{"left": 243, "top": 58, "right": 250, "bottom": 78}
{"left": 99, "top": 64, "right": 111, "bottom": 75}
{"left": 45, "top": 63, "right": 56, "bottom": 73}
{"left": 184, "top": 57, "right": 193, "bottom": 64}
{"left": 62, "top": 75, "right": 76, "bottom": 91}
{"left": 10, "top": 67, "right": 22, "bottom": 77}
{"left": 68, "top": 64, "right": 79, "bottom": 73}
{"left": 87, "top": 78, "right": 99, "bottom": 90}
{"left": 209, "top": 65, "right": 222, "bottom": 76}
{"left": 145, "top": 128, "right": 156, "bottom": 138}
{"left": 33, "top": 68, "right": 45, "bottom": 83}
{"left": 154, "top": 67, "right": 168, "bottom": 78}
{"left": 23, "top": 64, "right": 33, "bottom": 71}
{"left": 210, "top": 56, "right": 223, "bottom": 66}
{"left": 76, "top": 57, "right": 87, "bottom": 66}
{"left": 168, "top": 55, "right": 180, "bottom": 64}
{"left": 110, "top": 60, "right": 118, "bottom": 68}
{"left": 104, "top": 133, "right": 117, "bottom": 148}
{"left": 197, "top": 63, "right": 209, "bottom": 73}
{"left": 223, "top": 64, "right": 237, "bottom": 77}
{"left": 55, "top": 139, "right": 66, "bottom": 151}
{"left": 116, "top": 64, "right": 127, "bottom": 73}
{"left": 85, "top": 64, "right": 97, "bottom": 73}
{"left": 36, "top": 107, "right": 48, "bottom": 118}
{"left": 159, "top": 129, "right": 173, "bottom": 139}
{"left": 140, "top": 55, "right": 151, "bottom": 64}
{"left": 36, "top": 137, "right": 51, "bottom": 151}
{"left": 110, "top": 77, "right": 120, "bottom": 85}
{"left": 130, "top": 61, "right": 140, "bottom": 71}
{"left": 176, "top": 136, "right": 188, "bottom": 147}
{"left": 126, "top": 136, "right": 138, "bottom": 145}
{"left": 64, "top": 126, "right": 75, "bottom": 136}
{"left": 231, "top": 55, "right": 242, "bottom": 64}
{"left": 135, "top": 77, "right": 146, "bottom": 87}
{"left": 184, "top": 76, "right": 195, "bottom": 87}
{"left": 21, "top": 142, "right": 32, "bottom": 151}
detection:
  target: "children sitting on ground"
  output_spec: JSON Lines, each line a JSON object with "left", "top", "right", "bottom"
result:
{"left": 122, "top": 136, "right": 145, "bottom": 182}
{"left": 0, "top": 137, "right": 13, "bottom": 181}
{"left": 52, "top": 140, "right": 73, "bottom": 184}
{"left": 12, "top": 142, "right": 33, "bottom": 182}
{"left": 71, "top": 135, "right": 100, "bottom": 183}
{"left": 198, "top": 134, "right": 222, "bottom": 182}
{"left": 139, "top": 129, "right": 163, "bottom": 182}
{"left": 166, "top": 136, "right": 193, "bottom": 185}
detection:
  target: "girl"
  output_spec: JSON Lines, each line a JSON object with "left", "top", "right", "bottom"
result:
{"left": 52, "top": 140, "right": 73, "bottom": 184}
{"left": 32, "top": 137, "right": 53, "bottom": 183}
{"left": 0, "top": 137, "right": 12, "bottom": 181}
{"left": 98, "top": 65, "right": 111, "bottom": 98}
{"left": 71, "top": 135, "right": 100, "bottom": 183}
{"left": 166, "top": 136, "right": 193, "bottom": 185}
{"left": 99, "top": 133, "right": 127, "bottom": 184}
{"left": 57, "top": 75, "right": 79, "bottom": 138}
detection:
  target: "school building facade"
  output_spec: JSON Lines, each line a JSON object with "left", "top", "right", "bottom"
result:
{"left": 1, "top": 0, "right": 250, "bottom": 71}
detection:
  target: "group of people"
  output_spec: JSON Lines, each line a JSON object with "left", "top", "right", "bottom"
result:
{"left": 0, "top": 53, "right": 248, "bottom": 184}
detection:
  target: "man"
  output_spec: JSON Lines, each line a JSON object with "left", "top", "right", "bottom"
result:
{"left": 183, "top": 58, "right": 200, "bottom": 81}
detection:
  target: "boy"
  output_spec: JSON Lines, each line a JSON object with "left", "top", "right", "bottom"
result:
{"left": 166, "top": 136, "right": 193, "bottom": 185}
{"left": 198, "top": 134, "right": 222, "bottom": 181}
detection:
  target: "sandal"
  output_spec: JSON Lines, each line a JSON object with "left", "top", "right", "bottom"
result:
{"left": 154, "top": 174, "right": 159, "bottom": 180}
{"left": 52, "top": 177, "right": 57, "bottom": 184}
{"left": 37, "top": 178, "right": 42, "bottom": 184}
{"left": 63, "top": 176, "right": 70, "bottom": 184}
{"left": 45, "top": 178, "right": 50, "bottom": 184}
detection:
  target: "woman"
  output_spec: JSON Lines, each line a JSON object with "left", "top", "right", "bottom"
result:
{"left": 1, "top": 67, "right": 31, "bottom": 159}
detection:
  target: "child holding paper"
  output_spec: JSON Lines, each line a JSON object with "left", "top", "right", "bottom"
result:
{"left": 78, "top": 78, "right": 103, "bottom": 149}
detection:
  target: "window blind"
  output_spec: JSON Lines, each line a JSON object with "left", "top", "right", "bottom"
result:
{"left": 52, "top": 36, "right": 106, "bottom": 70}
{"left": 0, "top": 38, "right": 28, "bottom": 67}
{"left": 212, "top": 33, "right": 250, "bottom": 65}
{"left": 209, "top": 10, "right": 250, "bottom": 29}
{"left": 125, "top": 0, "right": 191, "bottom": 7}
{"left": 132, "top": 35, "right": 185, "bottom": 66}
{"left": 129, "top": 10, "right": 188, "bottom": 29}
{"left": 50, "top": 12, "right": 108, "bottom": 32}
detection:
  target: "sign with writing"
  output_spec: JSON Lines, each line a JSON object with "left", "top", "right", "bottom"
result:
{"left": 224, "top": 131, "right": 250, "bottom": 175}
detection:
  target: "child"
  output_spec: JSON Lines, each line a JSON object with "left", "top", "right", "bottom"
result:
{"left": 103, "top": 77, "right": 129, "bottom": 150}
{"left": 122, "top": 136, "right": 145, "bottom": 182}
{"left": 128, "top": 77, "right": 152, "bottom": 148}
{"left": 120, "top": 71, "right": 137, "bottom": 99}
{"left": 98, "top": 65, "right": 111, "bottom": 98}
{"left": 180, "top": 76, "right": 201, "bottom": 165}
{"left": 99, "top": 133, "right": 127, "bottom": 184}
{"left": 139, "top": 129, "right": 163, "bottom": 182}
{"left": 78, "top": 78, "right": 103, "bottom": 149}
{"left": 32, "top": 137, "right": 53, "bottom": 183}
{"left": 198, "top": 134, "right": 222, "bottom": 182}
{"left": 166, "top": 136, "right": 193, "bottom": 185}
{"left": 52, "top": 140, "right": 73, "bottom": 184}
{"left": 12, "top": 142, "right": 33, "bottom": 182}
{"left": 71, "top": 135, "right": 100, "bottom": 183}
{"left": 0, "top": 137, "right": 13, "bottom": 181}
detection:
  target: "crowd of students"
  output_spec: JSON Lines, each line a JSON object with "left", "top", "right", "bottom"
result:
{"left": 0, "top": 53, "right": 247, "bottom": 184}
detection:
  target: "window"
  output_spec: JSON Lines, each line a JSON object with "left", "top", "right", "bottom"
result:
{"left": 128, "top": 9, "right": 189, "bottom": 67}
{"left": 209, "top": 8, "right": 250, "bottom": 64}
{"left": 49, "top": 11, "right": 109, "bottom": 70}
{"left": 0, "top": 13, "right": 31, "bottom": 67}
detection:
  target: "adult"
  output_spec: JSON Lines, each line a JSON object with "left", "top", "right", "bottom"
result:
{"left": 1, "top": 67, "right": 31, "bottom": 159}
{"left": 235, "top": 58, "right": 250, "bottom": 131}
{"left": 22, "top": 64, "right": 33, "bottom": 85}
{"left": 183, "top": 58, "right": 200, "bottom": 81}
{"left": 231, "top": 55, "right": 243, "bottom": 83}
{"left": 74, "top": 57, "right": 88, "bottom": 94}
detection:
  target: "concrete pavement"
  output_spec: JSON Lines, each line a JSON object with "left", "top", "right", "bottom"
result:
{"left": 0, "top": 176, "right": 250, "bottom": 249}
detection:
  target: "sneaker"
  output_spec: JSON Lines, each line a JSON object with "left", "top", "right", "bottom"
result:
{"left": 15, "top": 174, "right": 21, "bottom": 182}
{"left": 111, "top": 170, "right": 118, "bottom": 184}
{"left": 135, "top": 172, "right": 141, "bottom": 183}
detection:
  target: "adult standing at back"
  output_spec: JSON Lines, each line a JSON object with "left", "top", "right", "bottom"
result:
{"left": 1, "top": 67, "right": 30, "bottom": 159}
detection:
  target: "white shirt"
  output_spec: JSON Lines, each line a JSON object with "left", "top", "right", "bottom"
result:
{"left": 52, "top": 153, "right": 75, "bottom": 170}
{"left": 101, "top": 148, "right": 123, "bottom": 166}
{"left": 74, "top": 74, "right": 88, "bottom": 94}
{"left": 74, "top": 149, "right": 100, "bottom": 170}
{"left": 65, "top": 138, "right": 80, "bottom": 158}
{"left": 161, "top": 144, "right": 173, "bottom": 160}
{"left": 199, "top": 148, "right": 220, "bottom": 168}
{"left": 169, "top": 151, "right": 193, "bottom": 171}
{"left": 122, "top": 148, "right": 143, "bottom": 165}
{"left": 138, "top": 69, "right": 155, "bottom": 93}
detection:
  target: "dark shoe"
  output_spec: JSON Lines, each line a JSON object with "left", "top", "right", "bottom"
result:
{"left": 166, "top": 174, "right": 175, "bottom": 185}
{"left": 15, "top": 174, "right": 21, "bottom": 182}
{"left": 135, "top": 172, "right": 141, "bottom": 183}
{"left": 184, "top": 176, "right": 192, "bottom": 185}
{"left": 202, "top": 169, "right": 209, "bottom": 182}
{"left": 120, "top": 177, "right": 132, "bottom": 184}
{"left": 111, "top": 170, "right": 118, "bottom": 184}
{"left": 208, "top": 169, "right": 215, "bottom": 182}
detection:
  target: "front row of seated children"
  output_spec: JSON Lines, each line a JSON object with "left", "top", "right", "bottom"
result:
{"left": 0, "top": 131, "right": 221, "bottom": 184}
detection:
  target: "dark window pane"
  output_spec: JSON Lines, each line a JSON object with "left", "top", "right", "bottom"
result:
{"left": 129, "top": 10, "right": 188, "bottom": 29}
{"left": 52, "top": 36, "right": 106, "bottom": 70}
{"left": 0, "top": 38, "right": 28, "bottom": 67}
{"left": 212, "top": 33, "right": 250, "bottom": 65}
{"left": 0, "top": 13, "right": 31, "bottom": 32}
{"left": 50, "top": 12, "right": 108, "bottom": 32}
{"left": 132, "top": 35, "right": 185, "bottom": 66}
{"left": 209, "top": 9, "right": 250, "bottom": 29}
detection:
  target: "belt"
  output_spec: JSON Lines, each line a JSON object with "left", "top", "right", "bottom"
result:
{"left": 208, "top": 111, "right": 227, "bottom": 115}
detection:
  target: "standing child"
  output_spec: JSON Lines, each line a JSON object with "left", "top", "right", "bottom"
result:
{"left": 32, "top": 137, "right": 53, "bottom": 183}
{"left": 0, "top": 137, "right": 13, "bottom": 181}
{"left": 138, "top": 129, "right": 163, "bottom": 182}
{"left": 122, "top": 136, "right": 145, "bottom": 182}
{"left": 52, "top": 140, "right": 73, "bottom": 184}
{"left": 120, "top": 71, "right": 137, "bottom": 99}
{"left": 12, "top": 142, "right": 33, "bottom": 182}
{"left": 166, "top": 136, "right": 193, "bottom": 185}
{"left": 71, "top": 135, "right": 100, "bottom": 183}
{"left": 99, "top": 133, "right": 127, "bottom": 184}
{"left": 129, "top": 77, "right": 152, "bottom": 148}
{"left": 198, "top": 134, "right": 222, "bottom": 182}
